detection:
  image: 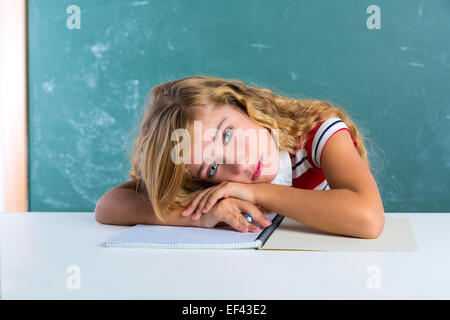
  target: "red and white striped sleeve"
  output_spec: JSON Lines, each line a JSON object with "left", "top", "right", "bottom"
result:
{"left": 305, "top": 117, "right": 358, "bottom": 169}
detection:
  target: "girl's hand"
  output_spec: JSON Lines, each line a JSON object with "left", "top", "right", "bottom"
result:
{"left": 196, "top": 197, "right": 272, "bottom": 232}
{"left": 181, "top": 181, "right": 256, "bottom": 221}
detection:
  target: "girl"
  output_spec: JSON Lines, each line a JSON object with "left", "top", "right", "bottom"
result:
{"left": 95, "top": 75, "right": 385, "bottom": 238}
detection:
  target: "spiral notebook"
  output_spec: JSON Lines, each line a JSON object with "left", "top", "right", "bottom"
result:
{"left": 103, "top": 213, "right": 418, "bottom": 252}
{"left": 104, "top": 212, "right": 283, "bottom": 249}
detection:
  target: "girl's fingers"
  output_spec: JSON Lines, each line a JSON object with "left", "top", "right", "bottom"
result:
{"left": 182, "top": 189, "right": 209, "bottom": 217}
{"left": 185, "top": 182, "right": 230, "bottom": 219}
{"left": 193, "top": 188, "right": 216, "bottom": 220}
{"left": 181, "top": 207, "right": 191, "bottom": 216}
{"left": 202, "top": 188, "right": 226, "bottom": 214}
{"left": 181, "top": 203, "right": 194, "bottom": 216}
{"left": 237, "top": 212, "right": 260, "bottom": 233}
{"left": 226, "top": 209, "right": 260, "bottom": 233}
{"left": 224, "top": 212, "right": 251, "bottom": 233}
{"left": 237, "top": 200, "right": 272, "bottom": 228}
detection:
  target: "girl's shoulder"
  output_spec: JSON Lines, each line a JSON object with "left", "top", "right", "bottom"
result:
{"left": 290, "top": 117, "right": 357, "bottom": 169}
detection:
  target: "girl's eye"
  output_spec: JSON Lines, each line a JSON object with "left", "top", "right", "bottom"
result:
{"left": 208, "top": 128, "right": 233, "bottom": 178}
{"left": 208, "top": 164, "right": 218, "bottom": 177}
{"left": 224, "top": 127, "right": 233, "bottom": 144}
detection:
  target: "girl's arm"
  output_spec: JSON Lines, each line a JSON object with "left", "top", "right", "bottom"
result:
{"left": 94, "top": 180, "right": 269, "bottom": 232}
{"left": 94, "top": 180, "right": 199, "bottom": 227}
{"left": 182, "top": 130, "right": 384, "bottom": 238}
{"left": 254, "top": 130, "right": 385, "bottom": 239}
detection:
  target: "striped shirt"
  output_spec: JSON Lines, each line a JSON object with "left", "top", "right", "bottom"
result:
{"left": 289, "top": 117, "right": 358, "bottom": 190}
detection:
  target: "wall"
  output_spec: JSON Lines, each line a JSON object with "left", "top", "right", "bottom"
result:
{"left": 0, "top": 0, "right": 4, "bottom": 212}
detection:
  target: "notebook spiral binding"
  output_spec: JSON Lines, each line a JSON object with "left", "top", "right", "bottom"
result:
{"left": 104, "top": 240, "right": 263, "bottom": 249}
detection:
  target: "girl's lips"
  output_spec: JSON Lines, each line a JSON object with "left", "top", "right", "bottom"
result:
{"left": 252, "top": 157, "right": 262, "bottom": 181}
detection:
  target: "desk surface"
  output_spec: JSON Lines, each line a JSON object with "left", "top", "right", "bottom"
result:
{"left": 1, "top": 212, "right": 449, "bottom": 299}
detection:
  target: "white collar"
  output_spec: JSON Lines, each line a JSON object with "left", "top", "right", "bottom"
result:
{"left": 269, "top": 150, "right": 292, "bottom": 186}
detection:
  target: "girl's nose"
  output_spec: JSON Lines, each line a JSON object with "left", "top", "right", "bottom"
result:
{"left": 218, "top": 150, "right": 252, "bottom": 178}
{"left": 234, "top": 163, "right": 250, "bottom": 175}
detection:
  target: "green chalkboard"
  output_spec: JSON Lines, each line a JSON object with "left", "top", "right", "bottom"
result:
{"left": 28, "top": 0, "right": 450, "bottom": 212}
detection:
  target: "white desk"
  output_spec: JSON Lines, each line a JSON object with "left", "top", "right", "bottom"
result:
{"left": 1, "top": 212, "right": 449, "bottom": 299}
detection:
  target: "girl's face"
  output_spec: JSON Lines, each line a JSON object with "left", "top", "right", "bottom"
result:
{"left": 185, "top": 104, "right": 279, "bottom": 184}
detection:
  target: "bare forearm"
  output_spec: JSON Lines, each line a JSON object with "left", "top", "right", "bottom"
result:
{"left": 254, "top": 184, "right": 384, "bottom": 238}
{"left": 95, "top": 180, "right": 199, "bottom": 227}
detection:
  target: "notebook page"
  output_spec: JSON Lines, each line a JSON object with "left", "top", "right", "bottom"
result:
{"left": 261, "top": 216, "right": 418, "bottom": 252}
{"left": 104, "top": 212, "right": 278, "bottom": 249}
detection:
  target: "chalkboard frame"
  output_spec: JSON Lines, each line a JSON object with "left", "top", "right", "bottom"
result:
{"left": 0, "top": 0, "right": 28, "bottom": 212}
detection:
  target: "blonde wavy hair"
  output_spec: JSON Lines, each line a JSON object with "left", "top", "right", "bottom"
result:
{"left": 129, "top": 75, "right": 370, "bottom": 222}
